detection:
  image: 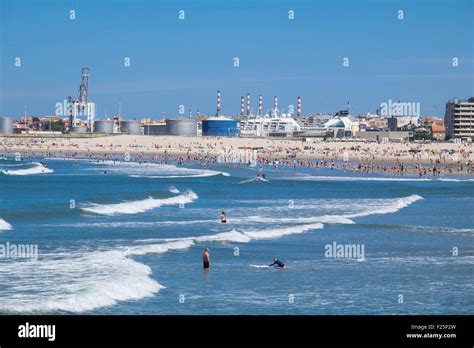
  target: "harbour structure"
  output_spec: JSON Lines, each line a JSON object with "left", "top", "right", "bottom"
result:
{"left": 445, "top": 97, "right": 474, "bottom": 141}
{"left": 67, "top": 67, "right": 96, "bottom": 133}
{"left": 239, "top": 95, "right": 301, "bottom": 137}
{"left": 93, "top": 119, "right": 114, "bottom": 134}
{"left": 202, "top": 90, "right": 239, "bottom": 137}
{"left": 0, "top": 117, "right": 13, "bottom": 134}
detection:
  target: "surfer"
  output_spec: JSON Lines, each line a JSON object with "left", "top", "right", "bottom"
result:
{"left": 220, "top": 210, "right": 227, "bottom": 223}
{"left": 269, "top": 257, "right": 284, "bottom": 268}
{"left": 203, "top": 248, "right": 211, "bottom": 269}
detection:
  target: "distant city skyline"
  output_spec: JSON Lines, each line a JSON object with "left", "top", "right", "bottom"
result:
{"left": 1, "top": 0, "right": 473, "bottom": 118}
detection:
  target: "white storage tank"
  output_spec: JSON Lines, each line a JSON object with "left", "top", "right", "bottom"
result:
{"left": 0, "top": 117, "right": 13, "bottom": 134}
{"left": 120, "top": 120, "right": 141, "bottom": 135}
{"left": 94, "top": 119, "right": 114, "bottom": 134}
{"left": 165, "top": 118, "right": 197, "bottom": 136}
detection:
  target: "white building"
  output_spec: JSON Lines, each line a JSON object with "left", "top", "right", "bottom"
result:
{"left": 445, "top": 97, "right": 474, "bottom": 141}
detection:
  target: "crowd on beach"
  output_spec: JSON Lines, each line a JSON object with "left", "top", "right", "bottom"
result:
{"left": 1, "top": 135, "right": 473, "bottom": 177}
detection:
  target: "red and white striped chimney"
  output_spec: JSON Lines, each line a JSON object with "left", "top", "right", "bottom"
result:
{"left": 240, "top": 96, "right": 245, "bottom": 116}
{"left": 297, "top": 96, "right": 301, "bottom": 117}
{"left": 258, "top": 95, "right": 263, "bottom": 116}
{"left": 246, "top": 93, "right": 251, "bottom": 116}
{"left": 216, "top": 90, "right": 221, "bottom": 116}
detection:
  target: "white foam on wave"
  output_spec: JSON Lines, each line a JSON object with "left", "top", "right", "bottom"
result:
{"left": 46, "top": 219, "right": 216, "bottom": 229}
{"left": 236, "top": 177, "right": 269, "bottom": 184}
{"left": 0, "top": 218, "right": 13, "bottom": 231}
{"left": 346, "top": 195, "right": 423, "bottom": 218}
{"left": 152, "top": 222, "right": 325, "bottom": 247}
{"left": 130, "top": 172, "right": 229, "bottom": 179}
{"left": 0, "top": 249, "right": 164, "bottom": 313}
{"left": 397, "top": 225, "right": 474, "bottom": 234}
{"left": 89, "top": 160, "right": 230, "bottom": 178}
{"left": 241, "top": 223, "right": 324, "bottom": 239}
{"left": 3, "top": 217, "right": 316, "bottom": 313}
{"left": 0, "top": 162, "right": 53, "bottom": 176}
{"left": 278, "top": 175, "right": 474, "bottom": 183}
{"left": 243, "top": 215, "right": 355, "bottom": 225}
{"left": 0, "top": 191, "right": 425, "bottom": 313}
{"left": 81, "top": 190, "right": 198, "bottom": 216}
{"left": 169, "top": 186, "right": 180, "bottom": 194}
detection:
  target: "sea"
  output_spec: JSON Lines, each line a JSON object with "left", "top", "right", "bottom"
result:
{"left": 0, "top": 158, "right": 473, "bottom": 314}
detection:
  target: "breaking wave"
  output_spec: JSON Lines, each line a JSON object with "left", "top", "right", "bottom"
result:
{"left": 81, "top": 190, "right": 198, "bottom": 215}
{"left": 277, "top": 175, "right": 474, "bottom": 183}
{"left": 0, "top": 162, "right": 53, "bottom": 176}
{"left": 168, "top": 186, "right": 180, "bottom": 194}
{"left": 86, "top": 160, "right": 229, "bottom": 178}
{"left": 0, "top": 191, "right": 427, "bottom": 314}
{"left": 0, "top": 218, "right": 13, "bottom": 231}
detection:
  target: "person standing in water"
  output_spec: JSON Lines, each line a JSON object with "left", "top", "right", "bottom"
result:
{"left": 220, "top": 210, "right": 227, "bottom": 223}
{"left": 203, "top": 248, "right": 211, "bottom": 269}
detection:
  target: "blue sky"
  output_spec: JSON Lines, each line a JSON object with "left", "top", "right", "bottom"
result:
{"left": 1, "top": 0, "right": 473, "bottom": 118}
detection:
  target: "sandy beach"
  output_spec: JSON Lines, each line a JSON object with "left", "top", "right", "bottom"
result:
{"left": 1, "top": 134, "right": 473, "bottom": 175}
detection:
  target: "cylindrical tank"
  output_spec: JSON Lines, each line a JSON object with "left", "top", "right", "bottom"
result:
{"left": 165, "top": 118, "right": 197, "bottom": 136}
{"left": 120, "top": 120, "right": 141, "bottom": 135}
{"left": 202, "top": 118, "right": 239, "bottom": 137}
{"left": 0, "top": 117, "right": 13, "bottom": 134}
{"left": 143, "top": 124, "right": 168, "bottom": 136}
{"left": 70, "top": 126, "right": 88, "bottom": 133}
{"left": 94, "top": 119, "right": 114, "bottom": 134}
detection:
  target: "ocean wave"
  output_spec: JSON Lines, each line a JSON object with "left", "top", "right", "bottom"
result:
{"left": 235, "top": 177, "right": 269, "bottom": 184}
{"left": 88, "top": 160, "right": 230, "bottom": 178}
{"left": 346, "top": 195, "right": 423, "bottom": 218}
{"left": 80, "top": 190, "right": 198, "bottom": 215}
{"left": 0, "top": 162, "right": 53, "bottom": 176}
{"left": 0, "top": 249, "right": 163, "bottom": 313}
{"left": 243, "top": 215, "right": 355, "bottom": 225}
{"left": 0, "top": 218, "right": 13, "bottom": 231}
{"left": 277, "top": 175, "right": 474, "bottom": 183}
{"left": 385, "top": 224, "right": 474, "bottom": 235}
{"left": 142, "top": 222, "right": 325, "bottom": 249}
{"left": 45, "top": 219, "right": 216, "bottom": 229}
{"left": 168, "top": 186, "right": 180, "bottom": 194}
{"left": 0, "top": 192, "right": 425, "bottom": 313}
{"left": 130, "top": 172, "right": 229, "bottom": 178}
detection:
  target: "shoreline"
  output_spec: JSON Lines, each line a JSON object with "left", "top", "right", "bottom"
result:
{"left": 1, "top": 134, "right": 473, "bottom": 176}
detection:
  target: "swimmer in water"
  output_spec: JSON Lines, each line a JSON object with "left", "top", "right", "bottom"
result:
{"left": 269, "top": 257, "right": 284, "bottom": 268}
